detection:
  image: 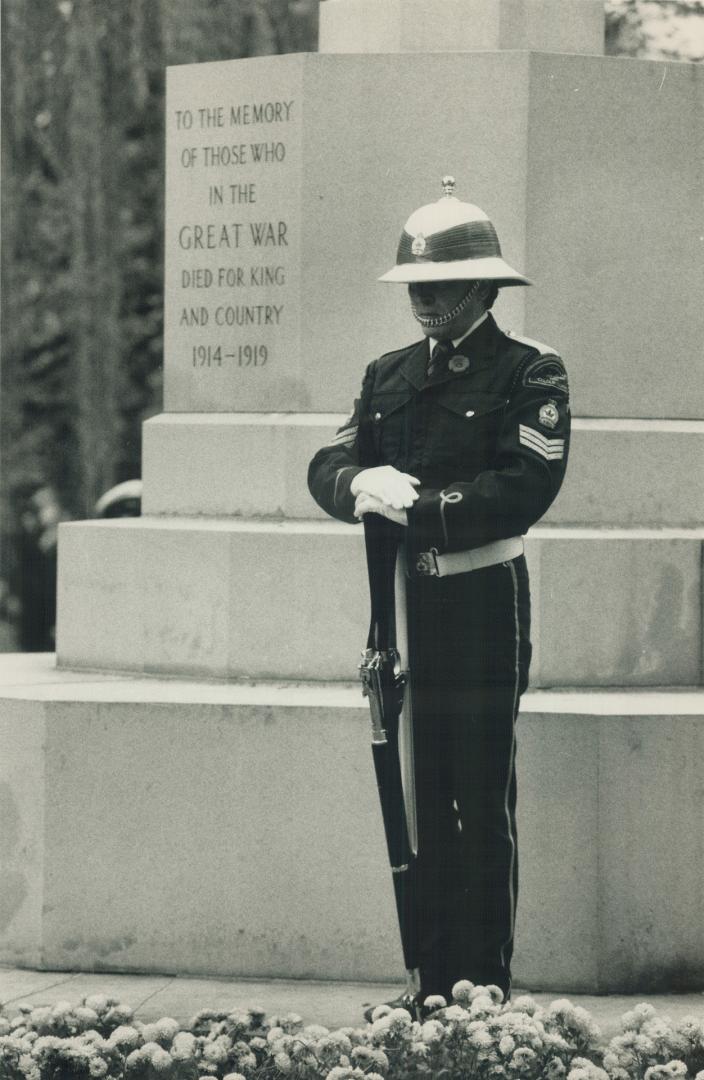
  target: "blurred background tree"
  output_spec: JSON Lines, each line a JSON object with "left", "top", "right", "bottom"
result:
{"left": 0, "top": 0, "right": 700, "bottom": 650}
{"left": 605, "top": 0, "right": 704, "bottom": 60}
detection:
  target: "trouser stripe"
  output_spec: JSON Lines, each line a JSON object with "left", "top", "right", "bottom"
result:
{"left": 500, "top": 559, "right": 521, "bottom": 970}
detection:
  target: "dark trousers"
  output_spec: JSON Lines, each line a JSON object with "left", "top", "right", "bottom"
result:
{"left": 405, "top": 554, "right": 531, "bottom": 1001}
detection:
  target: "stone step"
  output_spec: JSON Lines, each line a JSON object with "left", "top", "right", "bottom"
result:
{"left": 2, "top": 653, "right": 704, "bottom": 992}
{"left": 56, "top": 519, "right": 703, "bottom": 687}
{"left": 143, "top": 412, "right": 704, "bottom": 526}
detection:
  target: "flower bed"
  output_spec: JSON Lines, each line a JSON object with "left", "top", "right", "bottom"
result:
{"left": 2, "top": 983, "right": 704, "bottom": 1080}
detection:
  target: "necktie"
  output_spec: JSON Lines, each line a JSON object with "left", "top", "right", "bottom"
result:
{"left": 427, "top": 340, "right": 452, "bottom": 379}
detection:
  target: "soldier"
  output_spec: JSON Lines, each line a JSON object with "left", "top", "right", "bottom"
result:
{"left": 308, "top": 177, "right": 570, "bottom": 1015}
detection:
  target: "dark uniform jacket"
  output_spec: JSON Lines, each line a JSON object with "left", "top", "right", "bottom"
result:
{"left": 308, "top": 312, "right": 570, "bottom": 559}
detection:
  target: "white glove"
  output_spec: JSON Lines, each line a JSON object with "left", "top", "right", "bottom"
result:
{"left": 350, "top": 465, "right": 419, "bottom": 510}
{"left": 354, "top": 493, "right": 408, "bottom": 526}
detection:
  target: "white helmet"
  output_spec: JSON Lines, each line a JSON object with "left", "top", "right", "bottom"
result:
{"left": 379, "top": 176, "right": 530, "bottom": 287}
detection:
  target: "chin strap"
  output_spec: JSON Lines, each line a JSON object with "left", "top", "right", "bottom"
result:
{"left": 411, "top": 280, "right": 481, "bottom": 329}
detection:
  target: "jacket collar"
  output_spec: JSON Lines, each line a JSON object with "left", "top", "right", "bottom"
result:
{"left": 399, "top": 312, "right": 500, "bottom": 390}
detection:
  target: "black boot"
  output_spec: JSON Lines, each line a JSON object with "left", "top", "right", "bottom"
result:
{"left": 362, "top": 992, "right": 443, "bottom": 1024}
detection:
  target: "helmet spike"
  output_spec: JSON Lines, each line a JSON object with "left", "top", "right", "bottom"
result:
{"left": 441, "top": 175, "right": 456, "bottom": 197}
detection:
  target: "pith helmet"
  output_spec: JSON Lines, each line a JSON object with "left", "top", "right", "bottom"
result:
{"left": 379, "top": 176, "right": 530, "bottom": 286}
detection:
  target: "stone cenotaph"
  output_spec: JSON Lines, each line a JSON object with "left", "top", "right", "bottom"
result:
{"left": 2, "top": 0, "right": 704, "bottom": 993}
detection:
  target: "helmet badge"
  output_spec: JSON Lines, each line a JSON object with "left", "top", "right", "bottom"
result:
{"left": 411, "top": 233, "right": 427, "bottom": 256}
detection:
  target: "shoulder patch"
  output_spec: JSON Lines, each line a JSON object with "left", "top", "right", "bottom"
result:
{"left": 505, "top": 330, "right": 558, "bottom": 357}
{"left": 522, "top": 355, "right": 569, "bottom": 396}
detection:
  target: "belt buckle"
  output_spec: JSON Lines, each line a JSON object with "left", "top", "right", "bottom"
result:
{"left": 415, "top": 549, "right": 439, "bottom": 576}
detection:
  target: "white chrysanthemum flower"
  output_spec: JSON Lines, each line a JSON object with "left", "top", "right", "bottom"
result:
{"left": 512, "top": 1046, "right": 537, "bottom": 1067}
{"left": 266, "top": 1025, "right": 284, "bottom": 1044}
{"left": 511, "top": 995, "right": 539, "bottom": 1016}
{"left": 421, "top": 1019, "right": 445, "bottom": 1043}
{"left": 443, "top": 1004, "right": 471, "bottom": 1022}
{"left": 137, "top": 1041, "right": 160, "bottom": 1058}
{"left": 88, "top": 1057, "right": 108, "bottom": 1078}
{"left": 107, "top": 1025, "right": 140, "bottom": 1049}
{"left": 664, "top": 1063, "right": 688, "bottom": 1078}
{"left": 153, "top": 1017, "right": 179, "bottom": 1044}
{"left": 320, "top": 1032, "right": 353, "bottom": 1053}
{"left": 50, "top": 1001, "right": 73, "bottom": 1017}
{"left": 370, "top": 1005, "right": 392, "bottom": 1022}
{"left": 546, "top": 1056, "right": 567, "bottom": 1077}
{"left": 375, "top": 1047, "right": 390, "bottom": 1064}
{"left": 304, "top": 1024, "right": 330, "bottom": 1039}
{"left": 202, "top": 1035, "right": 230, "bottom": 1063}
{"left": 74, "top": 1007, "right": 99, "bottom": 1028}
{"left": 18, "top": 1053, "right": 40, "bottom": 1080}
{"left": 677, "top": 1016, "right": 704, "bottom": 1041}
{"left": 545, "top": 1031, "right": 571, "bottom": 1053}
{"left": 424, "top": 995, "right": 447, "bottom": 1012}
{"left": 84, "top": 995, "right": 109, "bottom": 1015}
{"left": 105, "top": 1003, "right": 133, "bottom": 1025}
{"left": 621, "top": 1004, "right": 657, "bottom": 1031}
{"left": 471, "top": 995, "right": 495, "bottom": 1016}
{"left": 410, "top": 1040, "right": 430, "bottom": 1055}
{"left": 83, "top": 1031, "right": 108, "bottom": 1049}
{"left": 149, "top": 1045, "right": 173, "bottom": 1071}
{"left": 171, "top": 1031, "right": 197, "bottom": 1059}
{"left": 499, "top": 1035, "right": 516, "bottom": 1056}
{"left": 124, "top": 1047, "right": 143, "bottom": 1069}
{"left": 471, "top": 1028, "right": 494, "bottom": 1050}
{"left": 325, "top": 1067, "right": 353, "bottom": 1080}
{"left": 30, "top": 1034, "right": 62, "bottom": 1053}
{"left": 451, "top": 979, "right": 475, "bottom": 1003}
{"left": 250, "top": 1035, "right": 267, "bottom": 1050}
{"left": 351, "top": 1046, "right": 374, "bottom": 1063}
{"left": 223, "top": 1074, "right": 248, "bottom": 1080}
{"left": 567, "top": 1059, "right": 609, "bottom": 1080}
{"left": 274, "top": 1050, "right": 293, "bottom": 1072}
{"left": 227, "top": 1009, "right": 251, "bottom": 1028}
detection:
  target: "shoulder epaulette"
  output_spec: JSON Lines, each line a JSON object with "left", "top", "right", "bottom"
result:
{"left": 504, "top": 329, "right": 559, "bottom": 357}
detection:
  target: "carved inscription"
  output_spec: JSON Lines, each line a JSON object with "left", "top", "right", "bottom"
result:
{"left": 170, "top": 97, "right": 297, "bottom": 373}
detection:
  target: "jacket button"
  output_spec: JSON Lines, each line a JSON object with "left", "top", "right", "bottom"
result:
{"left": 465, "top": 410, "right": 475, "bottom": 417}
{"left": 374, "top": 412, "right": 382, "bottom": 420}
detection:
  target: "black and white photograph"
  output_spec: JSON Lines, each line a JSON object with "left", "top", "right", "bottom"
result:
{"left": 1, "top": 2, "right": 704, "bottom": 1077}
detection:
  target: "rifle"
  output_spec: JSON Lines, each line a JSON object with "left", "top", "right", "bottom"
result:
{"left": 359, "top": 512, "right": 420, "bottom": 1004}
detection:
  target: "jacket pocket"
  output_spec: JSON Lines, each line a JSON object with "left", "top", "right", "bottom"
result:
{"left": 427, "top": 390, "right": 507, "bottom": 470}
{"left": 369, "top": 390, "right": 412, "bottom": 463}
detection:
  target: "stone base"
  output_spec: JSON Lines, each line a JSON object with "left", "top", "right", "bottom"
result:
{"left": 143, "top": 413, "right": 704, "bottom": 527}
{"left": 2, "top": 654, "right": 704, "bottom": 992}
{"left": 56, "top": 519, "right": 703, "bottom": 687}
